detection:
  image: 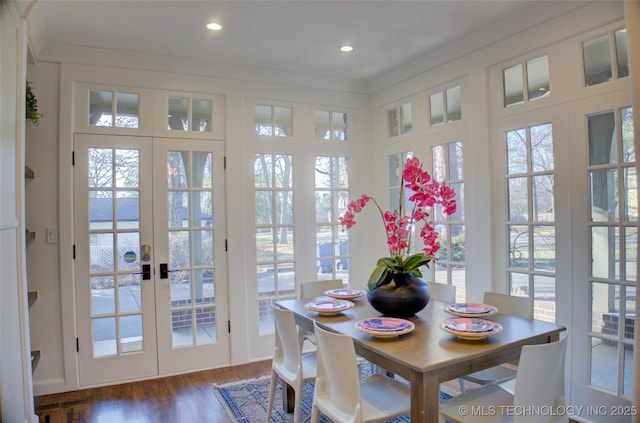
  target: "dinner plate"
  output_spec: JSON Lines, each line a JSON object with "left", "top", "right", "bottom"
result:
{"left": 440, "top": 317, "right": 503, "bottom": 340}
{"left": 355, "top": 317, "right": 415, "bottom": 338}
{"left": 445, "top": 302, "right": 498, "bottom": 317}
{"left": 304, "top": 299, "right": 354, "bottom": 315}
{"left": 324, "top": 288, "right": 366, "bottom": 300}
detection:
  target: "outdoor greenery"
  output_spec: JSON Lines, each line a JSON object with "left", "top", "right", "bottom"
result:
{"left": 26, "top": 81, "right": 42, "bottom": 125}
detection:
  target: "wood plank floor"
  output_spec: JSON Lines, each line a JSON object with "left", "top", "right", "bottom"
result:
{"left": 34, "top": 360, "right": 272, "bottom": 423}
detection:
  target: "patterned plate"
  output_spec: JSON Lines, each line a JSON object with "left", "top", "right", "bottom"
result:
{"left": 324, "top": 288, "right": 366, "bottom": 300}
{"left": 440, "top": 317, "right": 503, "bottom": 340}
{"left": 355, "top": 317, "right": 415, "bottom": 338}
{"left": 445, "top": 303, "right": 498, "bottom": 317}
{"left": 304, "top": 299, "right": 354, "bottom": 315}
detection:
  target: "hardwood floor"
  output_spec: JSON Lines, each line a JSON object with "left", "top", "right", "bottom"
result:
{"left": 34, "top": 360, "right": 272, "bottom": 423}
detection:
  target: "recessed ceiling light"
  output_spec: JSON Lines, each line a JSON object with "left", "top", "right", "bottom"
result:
{"left": 206, "top": 22, "right": 222, "bottom": 31}
{"left": 340, "top": 45, "right": 354, "bottom": 53}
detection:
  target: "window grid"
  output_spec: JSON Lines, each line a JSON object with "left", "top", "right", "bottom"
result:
{"left": 255, "top": 104, "right": 293, "bottom": 137}
{"left": 504, "top": 123, "right": 557, "bottom": 322}
{"left": 315, "top": 156, "right": 350, "bottom": 284}
{"left": 502, "top": 56, "right": 550, "bottom": 108}
{"left": 582, "top": 28, "right": 628, "bottom": 87}
{"left": 430, "top": 85, "right": 462, "bottom": 126}
{"left": 387, "top": 103, "right": 412, "bottom": 138}
{"left": 314, "top": 110, "right": 348, "bottom": 141}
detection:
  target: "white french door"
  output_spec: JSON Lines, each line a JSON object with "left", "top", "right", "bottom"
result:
{"left": 74, "top": 134, "right": 229, "bottom": 386}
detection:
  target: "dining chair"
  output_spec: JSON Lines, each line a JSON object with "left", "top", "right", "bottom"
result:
{"left": 266, "top": 304, "right": 317, "bottom": 423}
{"left": 298, "top": 279, "right": 344, "bottom": 349}
{"left": 440, "top": 336, "right": 568, "bottom": 423}
{"left": 458, "top": 291, "right": 533, "bottom": 392}
{"left": 310, "top": 321, "right": 411, "bottom": 423}
{"left": 429, "top": 281, "right": 456, "bottom": 303}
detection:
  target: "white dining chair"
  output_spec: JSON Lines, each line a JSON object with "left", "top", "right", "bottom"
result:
{"left": 298, "top": 279, "right": 344, "bottom": 349}
{"left": 440, "top": 336, "right": 568, "bottom": 423}
{"left": 266, "top": 304, "right": 317, "bottom": 423}
{"left": 458, "top": 291, "right": 533, "bottom": 392}
{"left": 429, "top": 281, "right": 456, "bottom": 303}
{"left": 310, "top": 321, "right": 411, "bottom": 423}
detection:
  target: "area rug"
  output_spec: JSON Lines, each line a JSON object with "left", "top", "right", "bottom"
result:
{"left": 214, "top": 373, "right": 453, "bottom": 423}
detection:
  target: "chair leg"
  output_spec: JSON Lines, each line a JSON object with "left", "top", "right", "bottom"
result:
{"left": 266, "top": 371, "right": 278, "bottom": 422}
{"left": 458, "top": 377, "right": 466, "bottom": 393}
{"left": 310, "top": 404, "right": 320, "bottom": 423}
{"left": 292, "top": 382, "right": 303, "bottom": 423}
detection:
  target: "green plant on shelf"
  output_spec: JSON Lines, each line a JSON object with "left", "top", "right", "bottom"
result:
{"left": 26, "top": 81, "right": 42, "bottom": 125}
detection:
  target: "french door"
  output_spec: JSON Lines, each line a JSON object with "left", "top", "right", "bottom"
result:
{"left": 74, "top": 134, "right": 229, "bottom": 386}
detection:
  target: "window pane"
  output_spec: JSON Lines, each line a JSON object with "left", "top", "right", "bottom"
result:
{"left": 400, "top": 103, "right": 412, "bottom": 134}
{"left": 532, "top": 175, "right": 554, "bottom": 221}
{"left": 314, "top": 110, "right": 330, "bottom": 139}
{"left": 533, "top": 226, "right": 555, "bottom": 272}
{"left": 274, "top": 106, "right": 292, "bottom": 136}
{"left": 623, "top": 344, "right": 634, "bottom": 397}
{"left": 531, "top": 124, "right": 553, "bottom": 172}
{"left": 120, "top": 315, "right": 143, "bottom": 353}
{"left": 92, "top": 276, "right": 115, "bottom": 314}
{"left": 591, "top": 226, "right": 619, "bottom": 279}
{"left": 432, "top": 145, "right": 446, "bottom": 181}
{"left": 118, "top": 274, "right": 141, "bottom": 313}
{"left": 625, "top": 227, "right": 637, "bottom": 281}
{"left": 527, "top": 56, "right": 550, "bottom": 101}
{"left": 504, "top": 64, "right": 523, "bottom": 107}
{"left": 430, "top": 92, "right": 444, "bottom": 126}
{"left": 255, "top": 105, "right": 272, "bottom": 136}
{"left": 255, "top": 192, "right": 273, "bottom": 225}
{"left": 583, "top": 35, "right": 612, "bottom": 86}
{"left": 506, "top": 128, "right": 527, "bottom": 174}
{"left": 168, "top": 96, "right": 188, "bottom": 131}
{"left": 588, "top": 112, "right": 617, "bottom": 166}
{"left": 624, "top": 286, "right": 635, "bottom": 339}
{"left": 509, "top": 272, "right": 529, "bottom": 296}
{"left": 449, "top": 141, "right": 464, "bottom": 180}
{"left": 508, "top": 177, "right": 528, "bottom": 221}
{"left": 93, "top": 317, "right": 116, "bottom": 357}
{"left": 332, "top": 111, "right": 347, "bottom": 140}
{"left": 533, "top": 274, "right": 555, "bottom": 314}
{"left": 509, "top": 225, "right": 528, "bottom": 269}
{"left": 446, "top": 85, "right": 461, "bottom": 121}
{"left": 387, "top": 108, "right": 399, "bottom": 137}
{"left": 192, "top": 99, "right": 212, "bottom": 132}
{"left": 115, "top": 92, "right": 139, "bottom": 129}
{"left": 590, "top": 169, "right": 618, "bottom": 222}
{"left": 624, "top": 167, "right": 637, "bottom": 222}
{"left": 615, "top": 29, "right": 629, "bottom": 78}
{"left": 89, "top": 90, "right": 113, "bottom": 127}
{"left": 590, "top": 337, "right": 618, "bottom": 393}
{"left": 621, "top": 107, "right": 635, "bottom": 163}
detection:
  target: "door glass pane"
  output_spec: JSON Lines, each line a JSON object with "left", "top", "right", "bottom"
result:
{"left": 583, "top": 34, "right": 612, "bottom": 86}
{"left": 590, "top": 337, "right": 617, "bottom": 391}
{"left": 275, "top": 192, "right": 293, "bottom": 224}
{"left": 116, "top": 193, "right": 139, "bottom": 229}
{"left": 91, "top": 233, "right": 114, "bottom": 272}
{"left": 623, "top": 344, "right": 634, "bottom": 396}
{"left": 172, "top": 309, "right": 193, "bottom": 347}
{"left": 622, "top": 107, "right": 635, "bottom": 162}
{"left": 91, "top": 275, "right": 115, "bottom": 314}
{"left": 168, "top": 151, "right": 189, "bottom": 188}
{"left": 196, "top": 306, "right": 216, "bottom": 344}
{"left": 89, "top": 90, "right": 113, "bottom": 127}
{"left": 117, "top": 232, "right": 140, "bottom": 272}
{"left": 276, "top": 227, "right": 294, "bottom": 261}
{"left": 115, "top": 92, "right": 139, "bottom": 129}
{"left": 526, "top": 56, "right": 550, "bottom": 101}
{"left": 170, "top": 270, "right": 191, "bottom": 304}
{"left": 93, "top": 317, "right": 116, "bottom": 358}
{"left": 589, "top": 112, "right": 617, "bottom": 166}
{"left": 192, "top": 99, "right": 212, "bottom": 132}
{"left": 168, "top": 96, "right": 188, "bottom": 131}
{"left": 624, "top": 167, "right": 637, "bottom": 222}
{"left": 120, "top": 315, "right": 143, "bottom": 353}
{"left": 169, "top": 231, "right": 190, "bottom": 268}
{"left": 509, "top": 225, "right": 528, "bottom": 269}
{"left": 432, "top": 145, "right": 446, "bottom": 181}
{"left": 531, "top": 124, "right": 553, "bottom": 171}
{"left": 449, "top": 141, "right": 464, "bottom": 180}
{"left": 591, "top": 227, "right": 619, "bottom": 279}
{"left": 590, "top": 169, "right": 618, "bottom": 222}
{"left": 118, "top": 274, "right": 142, "bottom": 313}
{"left": 446, "top": 86, "right": 461, "bottom": 121}
{"left": 89, "top": 148, "right": 113, "bottom": 187}
{"left": 193, "top": 230, "right": 213, "bottom": 266}
{"left": 114, "top": 149, "right": 139, "bottom": 188}
{"left": 532, "top": 175, "right": 554, "bottom": 221}
{"left": 90, "top": 191, "right": 113, "bottom": 230}
{"left": 194, "top": 269, "right": 214, "bottom": 304}
{"left": 615, "top": 29, "right": 629, "bottom": 78}
{"left": 533, "top": 226, "right": 555, "bottom": 272}
{"left": 430, "top": 92, "right": 444, "bottom": 126}
{"left": 508, "top": 177, "right": 528, "bottom": 221}
{"left": 533, "top": 275, "right": 555, "bottom": 321}
{"left": 624, "top": 286, "right": 635, "bottom": 339}
{"left": 503, "top": 63, "right": 523, "bottom": 107}
{"left": 506, "top": 128, "right": 527, "bottom": 174}
{"left": 192, "top": 152, "right": 212, "bottom": 188}
{"left": 193, "top": 191, "right": 212, "bottom": 227}
{"left": 626, "top": 228, "right": 637, "bottom": 281}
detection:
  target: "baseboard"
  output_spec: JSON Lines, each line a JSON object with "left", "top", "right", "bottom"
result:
{"left": 33, "top": 377, "right": 67, "bottom": 396}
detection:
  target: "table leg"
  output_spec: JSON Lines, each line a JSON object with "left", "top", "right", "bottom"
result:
{"left": 409, "top": 372, "right": 440, "bottom": 422}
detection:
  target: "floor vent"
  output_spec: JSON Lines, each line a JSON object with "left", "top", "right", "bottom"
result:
{"left": 36, "top": 398, "right": 89, "bottom": 412}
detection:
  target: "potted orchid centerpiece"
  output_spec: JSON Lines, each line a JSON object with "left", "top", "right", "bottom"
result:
{"left": 339, "top": 157, "right": 457, "bottom": 316}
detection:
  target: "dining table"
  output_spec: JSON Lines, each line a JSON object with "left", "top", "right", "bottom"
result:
{"left": 275, "top": 295, "right": 566, "bottom": 423}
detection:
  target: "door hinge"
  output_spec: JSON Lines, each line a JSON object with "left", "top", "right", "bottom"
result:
{"left": 225, "top": 239, "right": 228, "bottom": 252}
{"left": 228, "top": 320, "right": 231, "bottom": 333}
{"left": 73, "top": 244, "right": 76, "bottom": 259}
{"left": 224, "top": 156, "right": 226, "bottom": 170}
{"left": 72, "top": 151, "right": 75, "bottom": 166}
{"left": 76, "top": 337, "right": 79, "bottom": 352}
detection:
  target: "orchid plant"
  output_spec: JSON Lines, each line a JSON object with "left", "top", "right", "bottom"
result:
{"left": 339, "top": 157, "right": 457, "bottom": 290}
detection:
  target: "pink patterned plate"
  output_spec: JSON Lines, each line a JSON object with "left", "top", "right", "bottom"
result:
{"left": 304, "top": 299, "right": 354, "bottom": 315}
{"left": 324, "top": 288, "right": 366, "bottom": 300}
{"left": 445, "top": 303, "right": 498, "bottom": 317}
{"left": 355, "top": 317, "right": 415, "bottom": 338}
{"left": 440, "top": 317, "right": 503, "bottom": 341}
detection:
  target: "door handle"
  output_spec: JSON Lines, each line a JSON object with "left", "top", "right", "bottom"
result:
{"left": 132, "top": 264, "right": 151, "bottom": 280}
{"left": 159, "top": 263, "right": 179, "bottom": 279}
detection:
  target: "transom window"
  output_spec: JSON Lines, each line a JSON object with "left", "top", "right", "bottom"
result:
{"left": 89, "top": 90, "right": 140, "bottom": 128}
{"left": 387, "top": 103, "right": 412, "bottom": 137}
{"left": 167, "top": 96, "right": 212, "bottom": 132}
{"left": 503, "top": 56, "right": 550, "bottom": 108}
{"left": 583, "top": 28, "right": 628, "bottom": 87}
{"left": 314, "top": 110, "right": 348, "bottom": 140}
{"left": 255, "top": 105, "right": 293, "bottom": 137}
{"left": 505, "top": 122, "right": 556, "bottom": 322}
{"left": 430, "top": 85, "right": 462, "bottom": 126}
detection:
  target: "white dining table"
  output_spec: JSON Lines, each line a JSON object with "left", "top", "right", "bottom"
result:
{"left": 276, "top": 296, "right": 566, "bottom": 423}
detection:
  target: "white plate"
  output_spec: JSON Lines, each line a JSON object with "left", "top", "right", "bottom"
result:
{"left": 445, "top": 303, "right": 498, "bottom": 318}
{"left": 355, "top": 317, "right": 415, "bottom": 338}
{"left": 304, "top": 299, "right": 354, "bottom": 315}
{"left": 324, "top": 288, "right": 366, "bottom": 300}
{"left": 440, "top": 317, "right": 503, "bottom": 340}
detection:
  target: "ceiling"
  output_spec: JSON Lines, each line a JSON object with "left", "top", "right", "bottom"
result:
{"left": 29, "top": 0, "right": 592, "bottom": 83}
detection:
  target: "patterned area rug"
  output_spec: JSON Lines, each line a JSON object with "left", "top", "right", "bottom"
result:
{"left": 214, "top": 373, "right": 453, "bottom": 423}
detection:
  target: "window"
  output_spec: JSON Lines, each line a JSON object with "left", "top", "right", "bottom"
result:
{"left": 167, "top": 96, "right": 212, "bottom": 132}
{"left": 314, "top": 110, "right": 348, "bottom": 140}
{"left": 583, "top": 29, "right": 628, "bottom": 87}
{"left": 587, "top": 107, "right": 635, "bottom": 397}
{"left": 89, "top": 90, "right": 139, "bottom": 128}
{"left": 388, "top": 151, "right": 415, "bottom": 247}
{"left": 432, "top": 141, "right": 465, "bottom": 302}
{"left": 254, "top": 154, "right": 295, "bottom": 334}
{"left": 315, "top": 156, "right": 350, "bottom": 283}
{"left": 503, "top": 56, "right": 550, "bottom": 107}
{"left": 387, "top": 102, "right": 412, "bottom": 137}
{"left": 505, "top": 123, "right": 556, "bottom": 322}
{"left": 255, "top": 105, "right": 292, "bottom": 137}
{"left": 430, "top": 85, "right": 462, "bottom": 126}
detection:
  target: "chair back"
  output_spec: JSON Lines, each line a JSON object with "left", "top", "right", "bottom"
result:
{"left": 514, "top": 336, "right": 568, "bottom": 423}
{"left": 483, "top": 291, "right": 533, "bottom": 319}
{"left": 300, "top": 279, "right": 343, "bottom": 299}
{"left": 313, "top": 321, "right": 363, "bottom": 421}
{"left": 430, "top": 282, "right": 456, "bottom": 303}
{"left": 272, "top": 305, "right": 303, "bottom": 377}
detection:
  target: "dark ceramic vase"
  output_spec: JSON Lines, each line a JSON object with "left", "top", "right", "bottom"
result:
{"left": 367, "top": 272, "right": 431, "bottom": 317}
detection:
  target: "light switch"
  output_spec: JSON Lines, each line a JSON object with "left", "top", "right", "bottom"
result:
{"left": 46, "top": 227, "right": 58, "bottom": 244}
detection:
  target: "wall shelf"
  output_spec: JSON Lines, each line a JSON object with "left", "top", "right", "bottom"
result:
{"left": 25, "top": 229, "right": 36, "bottom": 241}
{"left": 30, "top": 350, "right": 40, "bottom": 373}
{"left": 28, "top": 291, "right": 38, "bottom": 308}
{"left": 25, "top": 166, "right": 35, "bottom": 180}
